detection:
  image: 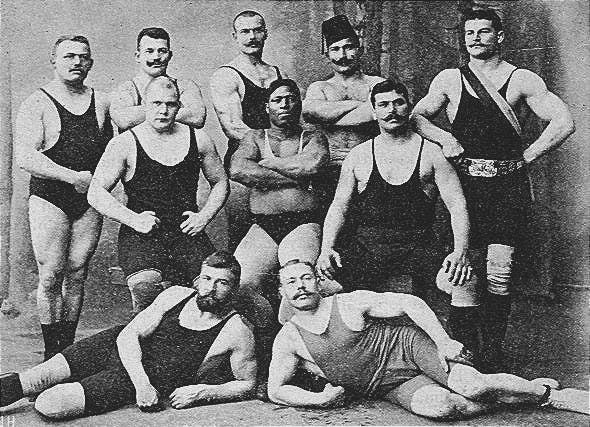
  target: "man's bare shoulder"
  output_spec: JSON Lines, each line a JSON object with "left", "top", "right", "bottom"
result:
{"left": 365, "top": 74, "right": 386, "bottom": 85}
{"left": 112, "top": 79, "right": 136, "bottom": 95}
{"left": 18, "top": 89, "right": 55, "bottom": 115}
{"left": 347, "top": 138, "right": 373, "bottom": 160}
{"left": 211, "top": 65, "right": 241, "bottom": 85}
{"left": 94, "top": 90, "right": 111, "bottom": 111}
{"left": 431, "top": 68, "right": 460, "bottom": 90}
{"left": 107, "top": 129, "right": 136, "bottom": 152}
{"left": 274, "top": 322, "right": 300, "bottom": 351}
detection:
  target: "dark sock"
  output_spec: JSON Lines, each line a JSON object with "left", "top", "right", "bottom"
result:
{"left": 59, "top": 320, "right": 78, "bottom": 351}
{"left": 0, "top": 372, "right": 23, "bottom": 407}
{"left": 481, "top": 293, "right": 512, "bottom": 371}
{"left": 449, "top": 306, "right": 481, "bottom": 354}
{"left": 41, "top": 323, "right": 62, "bottom": 361}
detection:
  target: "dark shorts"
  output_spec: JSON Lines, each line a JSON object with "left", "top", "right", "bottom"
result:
{"left": 374, "top": 326, "right": 450, "bottom": 412}
{"left": 29, "top": 177, "right": 90, "bottom": 221}
{"left": 61, "top": 325, "right": 135, "bottom": 415}
{"left": 459, "top": 169, "right": 531, "bottom": 248}
{"left": 336, "top": 226, "right": 433, "bottom": 292}
{"left": 253, "top": 210, "right": 322, "bottom": 244}
{"left": 118, "top": 226, "right": 215, "bottom": 286}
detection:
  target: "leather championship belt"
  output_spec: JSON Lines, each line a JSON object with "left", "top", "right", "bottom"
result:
{"left": 455, "top": 157, "right": 526, "bottom": 177}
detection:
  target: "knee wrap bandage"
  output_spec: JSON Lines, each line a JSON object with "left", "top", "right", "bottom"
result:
{"left": 436, "top": 268, "right": 480, "bottom": 307}
{"left": 486, "top": 244, "right": 515, "bottom": 296}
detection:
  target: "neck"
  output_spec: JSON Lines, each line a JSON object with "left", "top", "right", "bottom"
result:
{"left": 378, "top": 125, "right": 414, "bottom": 145}
{"left": 469, "top": 54, "right": 502, "bottom": 71}
{"left": 135, "top": 72, "right": 164, "bottom": 85}
{"left": 193, "top": 298, "right": 233, "bottom": 322}
{"left": 332, "top": 69, "right": 363, "bottom": 82}
{"left": 53, "top": 78, "right": 86, "bottom": 94}
{"left": 144, "top": 121, "right": 177, "bottom": 137}
{"left": 237, "top": 51, "right": 264, "bottom": 66}
{"left": 267, "top": 124, "right": 301, "bottom": 139}
{"left": 295, "top": 296, "right": 327, "bottom": 321}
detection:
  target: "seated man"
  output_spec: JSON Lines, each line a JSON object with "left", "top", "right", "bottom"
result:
{"left": 268, "top": 260, "right": 588, "bottom": 419}
{"left": 0, "top": 252, "right": 256, "bottom": 419}
{"left": 229, "top": 78, "right": 330, "bottom": 313}
{"left": 88, "top": 76, "right": 228, "bottom": 313}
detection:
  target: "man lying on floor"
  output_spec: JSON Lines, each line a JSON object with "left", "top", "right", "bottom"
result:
{"left": 268, "top": 259, "right": 589, "bottom": 419}
{"left": 0, "top": 251, "right": 256, "bottom": 419}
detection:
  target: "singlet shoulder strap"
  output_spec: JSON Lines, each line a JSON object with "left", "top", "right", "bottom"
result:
{"left": 130, "top": 79, "right": 142, "bottom": 105}
{"left": 371, "top": 138, "right": 377, "bottom": 168}
{"left": 38, "top": 87, "right": 61, "bottom": 107}
{"left": 128, "top": 128, "right": 147, "bottom": 160}
{"left": 188, "top": 126, "right": 199, "bottom": 159}
{"left": 412, "top": 137, "right": 425, "bottom": 176}
{"left": 219, "top": 65, "right": 249, "bottom": 85}
{"left": 39, "top": 87, "right": 95, "bottom": 115}
{"left": 499, "top": 67, "right": 519, "bottom": 92}
{"left": 168, "top": 291, "right": 198, "bottom": 318}
{"left": 274, "top": 66, "right": 282, "bottom": 79}
{"left": 263, "top": 129, "right": 276, "bottom": 158}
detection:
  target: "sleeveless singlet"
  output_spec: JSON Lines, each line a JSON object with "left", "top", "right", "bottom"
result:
{"left": 220, "top": 65, "right": 282, "bottom": 166}
{"left": 451, "top": 67, "right": 522, "bottom": 160}
{"left": 123, "top": 127, "right": 200, "bottom": 230}
{"left": 294, "top": 296, "right": 414, "bottom": 396}
{"left": 139, "top": 292, "right": 238, "bottom": 394}
{"left": 29, "top": 88, "right": 111, "bottom": 219}
{"left": 351, "top": 138, "right": 434, "bottom": 233}
{"left": 262, "top": 129, "right": 305, "bottom": 158}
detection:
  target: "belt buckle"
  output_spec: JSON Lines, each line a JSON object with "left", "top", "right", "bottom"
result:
{"left": 468, "top": 159, "right": 497, "bottom": 177}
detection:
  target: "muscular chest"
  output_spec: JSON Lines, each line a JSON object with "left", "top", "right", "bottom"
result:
{"left": 324, "top": 82, "right": 370, "bottom": 102}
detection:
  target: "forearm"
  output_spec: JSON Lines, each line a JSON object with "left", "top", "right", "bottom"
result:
{"left": 117, "top": 333, "right": 151, "bottom": 388}
{"left": 111, "top": 106, "right": 145, "bottom": 131}
{"left": 412, "top": 114, "right": 457, "bottom": 147}
{"left": 303, "top": 100, "right": 362, "bottom": 124}
{"left": 262, "top": 155, "right": 322, "bottom": 179}
{"left": 17, "top": 149, "right": 78, "bottom": 183}
{"left": 334, "top": 102, "right": 374, "bottom": 127}
{"left": 270, "top": 385, "right": 330, "bottom": 407}
{"left": 197, "top": 180, "right": 228, "bottom": 224}
{"left": 175, "top": 107, "right": 206, "bottom": 129}
{"left": 321, "top": 205, "right": 347, "bottom": 251}
{"left": 403, "top": 296, "right": 451, "bottom": 346}
{"left": 87, "top": 184, "right": 137, "bottom": 227}
{"left": 449, "top": 206, "right": 469, "bottom": 254}
{"left": 230, "top": 161, "right": 298, "bottom": 189}
{"left": 523, "top": 119, "right": 575, "bottom": 163}
{"left": 193, "top": 380, "right": 255, "bottom": 404}
{"left": 220, "top": 119, "right": 251, "bottom": 141}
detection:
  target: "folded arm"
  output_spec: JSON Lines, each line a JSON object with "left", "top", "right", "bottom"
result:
{"left": 302, "top": 81, "right": 362, "bottom": 124}
{"left": 229, "top": 132, "right": 299, "bottom": 189}
{"left": 110, "top": 81, "right": 146, "bottom": 131}
{"left": 259, "top": 132, "right": 329, "bottom": 179}
{"left": 174, "top": 79, "right": 207, "bottom": 129}
{"left": 195, "top": 130, "right": 229, "bottom": 224}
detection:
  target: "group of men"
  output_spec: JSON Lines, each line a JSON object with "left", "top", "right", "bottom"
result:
{"left": 1, "top": 7, "right": 586, "bottom": 422}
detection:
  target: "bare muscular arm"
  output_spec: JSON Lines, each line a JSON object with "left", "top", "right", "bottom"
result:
{"left": 110, "top": 81, "right": 146, "bottom": 131}
{"left": 228, "top": 131, "right": 299, "bottom": 189}
{"left": 412, "top": 70, "right": 465, "bottom": 158}
{"left": 302, "top": 81, "right": 362, "bottom": 124}
{"left": 268, "top": 325, "right": 345, "bottom": 407}
{"left": 173, "top": 79, "right": 207, "bottom": 129}
{"left": 258, "top": 132, "right": 329, "bottom": 179}
{"left": 517, "top": 70, "right": 575, "bottom": 163}
{"left": 210, "top": 68, "right": 251, "bottom": 141}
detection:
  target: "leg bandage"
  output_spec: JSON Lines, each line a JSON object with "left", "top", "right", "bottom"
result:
{"left": 486, "top": 244, "right": 515, "bottom": 296}
{"left": 126, "top": 269, "right": 163, "bottom": 313}
{"left": 436, "top": 268, "right": 481, "bottom": 307}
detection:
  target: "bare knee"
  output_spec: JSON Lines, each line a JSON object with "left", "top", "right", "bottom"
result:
{"left": 410, "top": 386, "right": 461, "bottom": 419}
{"left": 448, "top": 364, "right": 489, "bottom": 400}
{"left": 37, "top": 262, "right": 66, "bottom": 289}
{"left": 35, "top": 383, "right": 85, "bottom": 419}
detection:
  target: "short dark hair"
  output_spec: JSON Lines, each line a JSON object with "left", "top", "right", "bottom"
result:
{"left": 370, "top": 80, "right": 411, "bottom": 107}
{"left": 137, "top": 27, "right": 170, "bottom": 49}
{"left": 267, "top": 79, "right": 301, "bottom": 102}
{"left": 51, "top": 35, "right": 91, "bottom": 58}
{"left": 202, "top": 251, "right": 241, "bottom": 285}
{"left": 462, "top": 9, "right": 503, "bottom": 32}
{"left": 232, "top": 10, "right": 265, "bottom": 31}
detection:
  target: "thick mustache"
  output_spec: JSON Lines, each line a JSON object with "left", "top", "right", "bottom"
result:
{"left": 334, "top": 59, "right": 352, "bottom": 66}
{"left": 384, "top": 115, "right": 406, "bottom": 121}
{"left": 147, "top": 60, "right": 164, "bottom": 66}
{"left": 294, "top": 290, "right": 313, "bottom": 299}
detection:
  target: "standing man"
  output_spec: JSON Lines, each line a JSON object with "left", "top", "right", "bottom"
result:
{"left": 88, "top": 76, "right": 228, "bottom": 314}
{"left": 267, "top": 260, "right": 588, "bottom": 418}
{"left": 210, "top": 10, "right": 284, "bottom": 251}
{"left": 302, "top": 15, "right": 384, "bottom": 211}
{"left": 15, "top": 35, "right": 113, "bottom": 359}
{"left": 1, "top": 252, "right": 257, "bottom": 419}
{"left": 110, "top": 27, "right": 206, "bottom": 132}
{"left": 411, "top": 9, "right": 575, "bottom": 371}
{"left": 317, "top": 81, "right": 471, "bottom": 305}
